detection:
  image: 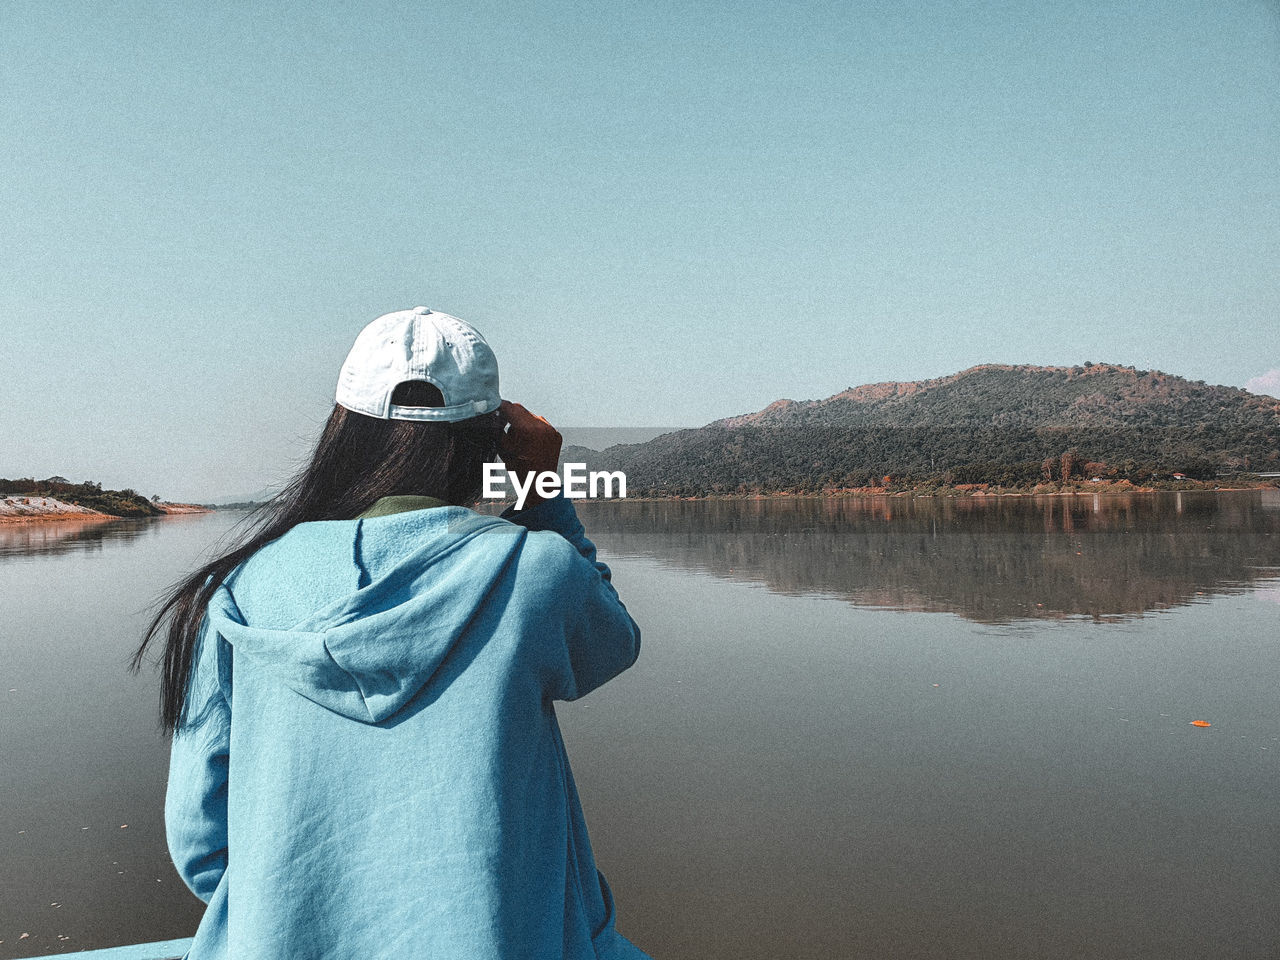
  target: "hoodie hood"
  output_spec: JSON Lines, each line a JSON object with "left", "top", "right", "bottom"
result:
{"left": 206, "top": 509, "right": 525, "bottom": 724}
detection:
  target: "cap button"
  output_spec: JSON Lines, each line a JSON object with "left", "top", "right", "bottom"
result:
{"left": 412, "top": 306, "right": 431, "bottom": 315}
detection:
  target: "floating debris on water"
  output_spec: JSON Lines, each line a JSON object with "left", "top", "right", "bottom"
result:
{"left": 1191, "top": 720, "right": 1211, "bottom": 728}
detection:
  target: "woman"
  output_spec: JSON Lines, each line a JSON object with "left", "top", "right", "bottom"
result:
{"left": 134, "top": 307, "right": 650, "bottom": 959}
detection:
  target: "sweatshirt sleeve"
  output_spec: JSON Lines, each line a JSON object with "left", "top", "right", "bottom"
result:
{"left": 164, "top": 613, "right": 231, "bottom": 903}
{"left": 501, "top": 494, "right": 642, "bottom": 701}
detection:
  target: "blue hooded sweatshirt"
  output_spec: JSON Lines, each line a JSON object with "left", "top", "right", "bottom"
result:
{"left": 164, "top": 493, "right": 650, "bottom": 959}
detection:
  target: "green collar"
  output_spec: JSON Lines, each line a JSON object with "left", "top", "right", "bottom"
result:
{"left": 355, "top": 494, "right": 450, "bottom": 519}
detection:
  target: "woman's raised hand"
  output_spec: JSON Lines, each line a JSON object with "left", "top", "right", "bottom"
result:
{"left": 497, "top": 400, "right": 563, "bottom": 507}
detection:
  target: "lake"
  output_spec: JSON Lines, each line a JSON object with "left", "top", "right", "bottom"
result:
{"left": 2, "top": 491, "right": 1278, "bottom": 959}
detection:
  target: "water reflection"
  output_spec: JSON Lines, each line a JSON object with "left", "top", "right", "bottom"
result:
{"left": 0, "top": 517, "right": 165, "bottom": 559}
{"left": 2, "top": 497, "right": 1277, "bottom": 958}
{"left": 9, "top": 494, "right": 1276, "bottom": 622}
{"left": 577, "top": 490, "right": 1280, "bottom": 623}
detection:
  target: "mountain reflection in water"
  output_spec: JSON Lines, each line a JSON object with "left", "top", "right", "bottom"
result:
{"left": 9, "top": 492, "right": 1276, "bottom": 623}
{"left": 576, "top": 489, "right": 1280, "bottom": 624}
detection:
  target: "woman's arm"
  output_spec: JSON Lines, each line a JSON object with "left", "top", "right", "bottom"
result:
{"left": 496, "top": 400, "right": 641, "bottom": 699}
{"left": 164, "top": 614, "right": 231, "bottom": 903}
{"left": 504, "top": 493, "right": 642, "bottom": 700}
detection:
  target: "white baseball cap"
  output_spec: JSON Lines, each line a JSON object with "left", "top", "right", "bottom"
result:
{"left": 335, "top": 307, "right": 502, "bottom": 422}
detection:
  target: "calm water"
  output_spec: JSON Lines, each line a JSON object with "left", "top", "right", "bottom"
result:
{"left": 1, "top": 492, "right": 1278, "bottom": 959}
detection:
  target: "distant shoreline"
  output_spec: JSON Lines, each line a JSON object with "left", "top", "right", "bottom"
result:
{"left": 0, "top": 496, "right": 213, "bottom": 524}
{"left": 0, "top": 510, "right": 117, "bottom": 525}
{"left": 615, "top": 479, "right": 1277, "bottom": 502}
{"left": 474, "top": 479, "right": 1276, "bottom": 510}
{"left": 6, "top": 483, "right": 1269, "bottom": 521}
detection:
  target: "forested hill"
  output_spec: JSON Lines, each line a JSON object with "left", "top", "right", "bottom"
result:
{"left": 713, "top": 363, "right": 1275, "bottom": 433}
{"left": 577, "top": 364, "right": 1280, "bottom": 496}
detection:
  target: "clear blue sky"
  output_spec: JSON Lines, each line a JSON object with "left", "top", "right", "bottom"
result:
{"left": 2, "top": 1, "right": 1277, "bottom": 501}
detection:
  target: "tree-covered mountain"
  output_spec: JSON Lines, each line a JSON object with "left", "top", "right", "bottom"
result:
{"left": 569, "top": 364, "right": 1280, "bottom": 496}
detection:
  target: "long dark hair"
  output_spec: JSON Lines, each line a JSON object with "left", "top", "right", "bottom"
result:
{"left": 132, "top": 380, "right": 502, "bottom": 734}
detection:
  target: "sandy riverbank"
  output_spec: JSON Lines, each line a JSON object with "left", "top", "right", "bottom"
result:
{"left": 0, "top": 495, "right": 212, "bottom": 523}
{"left": 0, "top": 496, "right": 113, "bottom": 523}
{"left": 156, "top": 502, "right": 214, "bottom": 515}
